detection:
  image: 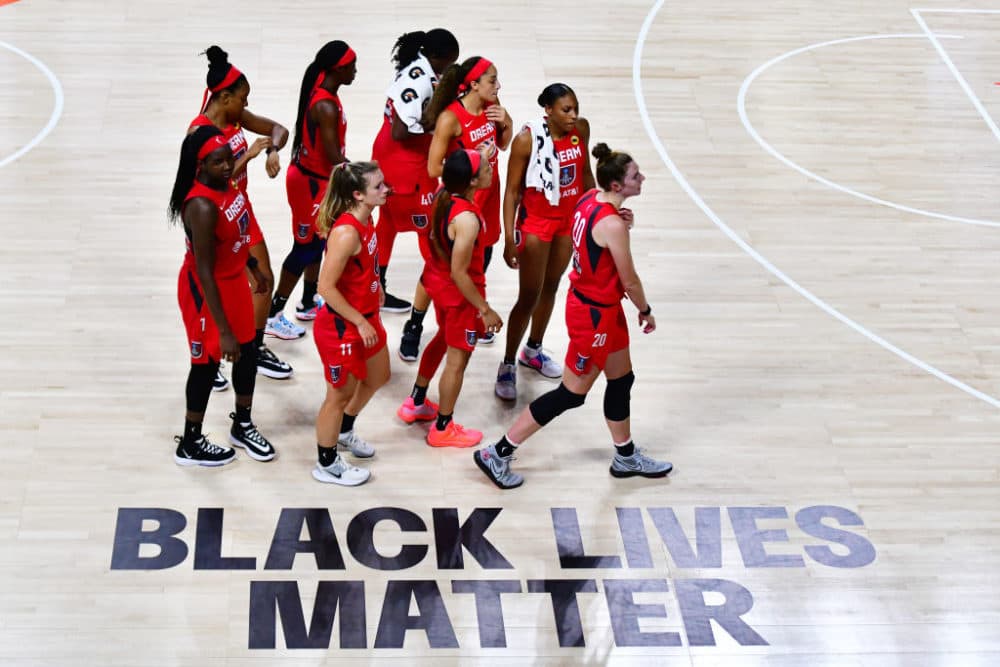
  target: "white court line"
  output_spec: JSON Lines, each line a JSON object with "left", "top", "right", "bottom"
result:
{"left": 0, "top": 40, "right": 64, "bottom": 169}
{"left": 914, "top": 8, "right": 1000, "bottom": 14}
{"left": 633, "top": 0, "right": 1000, "bottom": 409}
{"left": 912, "top": 9, "right": 1000, "bottom": 144}
{"left": 737, "top": 33, "right": 1000, "bottom": 229}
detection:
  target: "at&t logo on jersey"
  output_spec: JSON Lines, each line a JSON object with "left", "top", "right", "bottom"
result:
{"left": 328, "top": 365, "right": 342, "bottom": 384}
{"left": 370, "top": 280, "right": 379, "bottom": 293}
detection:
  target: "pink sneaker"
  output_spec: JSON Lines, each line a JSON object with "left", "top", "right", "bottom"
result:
{"left": 397, "top": 397, "right": 439, "bottom": 424}
{"left": 426, "top": 421, "right": 483, "bottom": 448}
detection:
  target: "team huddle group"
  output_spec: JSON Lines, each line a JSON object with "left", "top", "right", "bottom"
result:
{"left": 168, "top": 29, "right": 673, "bottom": 489}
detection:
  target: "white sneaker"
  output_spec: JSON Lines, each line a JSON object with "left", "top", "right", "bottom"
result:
{"left": 518, "top": 346, "right": 563, "bottom": 378}
{"left": 338, "top": 429, "right": 375, "bottom": 458}
{"left": 265, "top": 313, "right": 306, "bottom": 340}
{"left": 312, "top": 454, "right": 371, "bottom": 486}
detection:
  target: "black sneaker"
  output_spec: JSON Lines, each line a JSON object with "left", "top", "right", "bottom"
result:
{"left": 213, "top": 364, "right": 230, "bottom": 392}
{"left": 478, "top": 331, "right": 496, "bottom": 345}
{"left": 257, "top": 344, "right": 293, "bottom": 379}
{"left": 381, "top": 292, "right": 412, "bottom": 314}
{"left": 398, "top": 321, "right": 423, "bottom": 362}
{"left": 229, "top": 414, "right": 276, "bottom": 462}
{"left": 174, "top": 434, "right": 236, "bottom": 467}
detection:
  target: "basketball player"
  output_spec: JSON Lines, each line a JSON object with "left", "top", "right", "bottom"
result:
{"left": 268, "top": 41, "right": 357, "bottom": 338}
{"left": 474, "top": 143, "right": 672, "bottom": 488}
{"left": 417, "top": 55, "right": 512, "bottom": 344}
{"left": 396, "top": 148, "right": 502, "bottom": 447}
{"left": 169, "top": 126, "right": 277, "bottom": 466}
{"left": 495, "top": 83, "right": 595, "bottom": 400}
{"left": 371, "top": 29, "right": 459, "bottom": 321}
{"left": 311, "top": 161, "right": 392, "bottom": 485}
{"left": 192, "top": 46, "right": 293, "bottom": 384}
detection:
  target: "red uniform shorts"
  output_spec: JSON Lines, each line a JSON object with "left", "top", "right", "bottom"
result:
{"left": 286, "top": 162, "right": 328, "bottom": 245}
{"left": 313, "top": 308, "right": 387, "bottom": 387}
{"left": 517, "top": 207, "right": 571, "bottom": 245}
{"left": 178, "top": 266, "right": 256, "bottom": 364}
{"left": 379, "top": 188, "right": 435, "bottom": 235}
{"left": 564, "top": 290, "right": 629, "bottom": 376}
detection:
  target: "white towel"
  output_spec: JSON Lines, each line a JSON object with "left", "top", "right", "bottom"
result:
{"left": 386, "top": 53, "right": 437, "bottom": 134}
{"left": 523, "top": 118, "right": 559, "bottom": 206}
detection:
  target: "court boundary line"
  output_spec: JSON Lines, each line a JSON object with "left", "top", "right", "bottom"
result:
{"left": 0, "top": 40, "right": 64, "bottom": 169}
{"left": 735, "top": 33, "right": 1000, "bottom": 229}
{"left": 632, "top": 0, "right": 1000, "bottom": 410}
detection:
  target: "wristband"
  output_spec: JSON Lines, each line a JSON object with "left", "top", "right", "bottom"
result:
{"left": 266, "top": 147, "right": 277, "bottom": 155}
{"left": 246, "top": 256, "right": 259, "bottom": 269}
{"left": 639, "top": 304, "right": 652, "bottom": 316}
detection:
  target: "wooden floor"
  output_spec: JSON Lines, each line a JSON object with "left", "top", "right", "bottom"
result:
{"left": 3, "top": 0, "right": 1000, "bottom": 663}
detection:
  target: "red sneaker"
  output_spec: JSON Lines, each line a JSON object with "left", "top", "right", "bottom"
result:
{"left": 397, "top": 397, "right": 439, "bottom": 424}
{"left": 426, "top": 421, "right": 483, "bottom": 448}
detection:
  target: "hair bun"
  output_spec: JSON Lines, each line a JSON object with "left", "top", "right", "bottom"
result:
{"left": 592, "top": 142, "right": 612, "bottom": 160}
{"left": 204, "top": 45, "right": 229, "bottom": 67}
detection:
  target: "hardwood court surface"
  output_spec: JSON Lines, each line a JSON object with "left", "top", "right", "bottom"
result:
{"left": 2, "top": 0, "right": 1000, "bottom": 664}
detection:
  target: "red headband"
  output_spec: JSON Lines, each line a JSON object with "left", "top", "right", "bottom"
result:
{"left": 197, "top": 134, "right": 228, "bottom": 160}
{"left": 200, "top": 64, "right": 244, "bottom": 111}
{"left": 312, "top": 48, "right": 356, "bottom": 91}
{"left": 458, "top": 58, "right": 493, "bottom": 93}
{"left": 464, "top": 149, "right": 482, "bottom": 175}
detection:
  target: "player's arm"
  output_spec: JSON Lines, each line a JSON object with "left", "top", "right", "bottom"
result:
{"left": 450, "top": 212, "right": 502, "bottom": 331}
{"left": 186, "top": 198, "right": 239, "bottom": 359}
{"left": 427, "top": 110, "right": 460, "bottom": 179}
{"left": 501, "top": 129, "right": 531, "bottom": 268}
{"left": 315, "top": 99, "right": 347, "bottom": 165}
{"left": 577, "top": 117, "right": 596, "bottom": 191}
{"left": 596, "top": 215, "right": 654, "bottom": 332}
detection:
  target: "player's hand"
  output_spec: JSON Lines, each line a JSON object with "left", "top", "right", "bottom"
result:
{"left": 265, "top": 150, "right": 281, "bottom": 178}
{"left": 249, "top": 265, "right": 272, "bottom": 295}
{"left": 619, "top": 208, "right": 635, "bottom": 229}
{"left": 482, "top": 307, "right": 503, "bottom": 333}
{"left": 503, "top": 237, "right": 519, "bottom": 269}
{"left": 247, "top": 137, "right": 271, "bottom": 159}
{"left": 220, "top": 330, "right": 240, "bottom": 362}
{"left": 358, "top": 319, "right": 378, "bottom": 348}
{"left": 638, "top": 311, "right": 655, "bottom": 334}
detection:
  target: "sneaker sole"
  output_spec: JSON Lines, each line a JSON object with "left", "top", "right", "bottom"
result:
{"left": 396, "top": 408, "right": 438, "bottom": 424}
{"left": 294, "top": 313, "right": 317, "bottom": 322}
{"left": 609, "top": 463, "right": 673, "bottom": 479}
{"left": 380, "top": 305, "right": 412, "bottom": 314}
{"left": 517, "top": 358, "right": 562, "bottom": 379}
{"left": 229, "top": 434, "right": 277, "bottom": 462}
{"left": 473, "top": 451, "right": 523, "bottom": 489}
{"left": 427, "top": 431, "right": 482, "bottom": 448}
{"left": 174, "top": 453, "right": 236, "bottom": 467}
{"left": 312, "top": 467, "right": 370, "bottom": 486}
{"left": 398, "top": 349, "right": 419, "bottom": 362}
{"left": 257, "top": 366, "right": 294, "bottom": 380}
{"left": 495, "top": 386, "right": 517, "bottom": 401}
{"left": 211, "top": 383, "right": 230, "bottom": 393}
{"left": 265, "top": 330, "right": 306, "bottom": 340}
{"left": 478, "top": 337, "right": 496, "bottom": 345}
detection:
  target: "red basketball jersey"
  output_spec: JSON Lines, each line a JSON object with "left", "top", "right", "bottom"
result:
{"left": 328, "top": 212, "right": 380, "bottom": 315}
{"left": 522, "top": 127, "right": 587, "bottom": 219}
{"left": 568, "top": 189, "right": 625, "bottom": 304}
{"left": 182, "top": 180, "right": 252, "bottom": 280}
{"left": 422, "top": 194, "right": 487, "bottom": 308}
{"left": 298, "top": 88, "right": 346, "bottom": 178}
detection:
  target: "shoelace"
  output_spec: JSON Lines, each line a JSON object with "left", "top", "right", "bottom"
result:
{"left": 195, "top": 436, "right": 228, "bottom": 455}
{"left": 240, "top": 424, "right": 270, "bottom": 448}
{"left": 259, "top": 347, "right": 280, "bottom": 363}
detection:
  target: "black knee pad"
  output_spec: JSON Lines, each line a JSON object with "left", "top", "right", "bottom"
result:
{"left": 603, "top": 371, "right": 635, "bottom": 422}
{"left": 282, "top": 237, "right": 324, "bottom": 277}
{"left": 185, "top": 362, "right": 219, "bottom": 413}
{"left": 231, "top": 342, "right": 258, "bottom": 396}
{"left": 529, "top": 383, "right": 586, "bottom": 426}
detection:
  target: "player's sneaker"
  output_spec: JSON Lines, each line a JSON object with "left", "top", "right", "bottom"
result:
{"left": 473, "top": 443, "right": 523, "bottom": 489}
{"left": 427, "top": 421, "right": 482, "bottom": 448}
{"left": 610, "top": 447, "right": 673, "bottom": 478}
{"left": 256, "top": 344, "right": 293, "bottom": 379}
{"left": 174, "top": 434, "right": 236, "bottom": 467}
{"left": 518, "top": 346, "right": 562, "bottom": 378}
{"left": 477, "top": 331, "right": 496, "bottom": 345}
{"left": 381, "top": 292, "right": 412, "bottom": 313}
{"left": 265, "top": 313, "right": 306, "bottom": 340}
{"left": 312, "top": 454, "right": 371, "bottom": 486}
{"left": 212, "top": 365, "right": 230, "bottom": 392}
{"left": 295, "top": 295, "right": 325, "bottom": 322}
{"left": 398, "top": 321, "right": 423, "bottom": 362}
{"left": 397, "top": 397, "right": 439, "bottom": 424}
{"left": 338, "top": 429, "right": 375, "bottom": 458}
{"left": 494, "top": 362, "right": 517, "bottom": 400}
{"left": 229, "top": 415, "right": 276, "bottom": 462}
